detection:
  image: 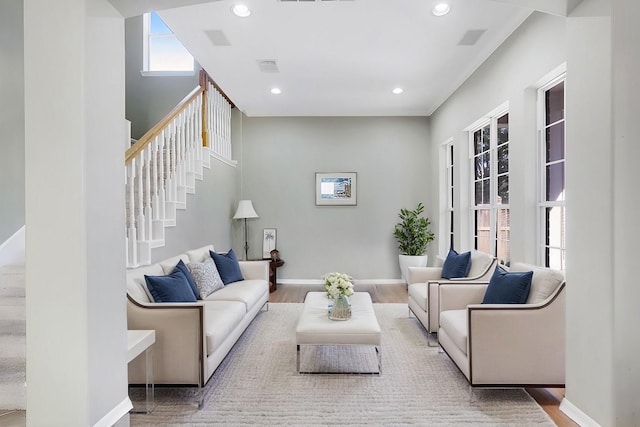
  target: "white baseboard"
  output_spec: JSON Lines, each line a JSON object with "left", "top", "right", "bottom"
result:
{"left": 93, "top": 397, "right": 132, "bottom": 427}
{"left": 278, "top": 279, "right": 406, "bottom": 286}
{"left": 560, "top": 397, "right": 601, "bottom": 427}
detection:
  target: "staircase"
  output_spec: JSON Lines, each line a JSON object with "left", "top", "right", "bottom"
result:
{"left": 125, "top": 71, "right": 234, "bottom": 267}
{"left": 0, "top": 264, "right": 26, "bottom": 410}
{"left": 0, "top": 71, "right": 233, "bottom": 411}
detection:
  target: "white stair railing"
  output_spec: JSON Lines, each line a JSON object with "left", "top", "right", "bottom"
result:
{"left": 125, "top": 72, "right": 234, "bottom": 268}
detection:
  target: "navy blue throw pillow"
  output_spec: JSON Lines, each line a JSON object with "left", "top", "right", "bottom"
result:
{"left": 144, "top": 269, "right": 198, "bottom": 303}
{"left": 441, "top": 249, "right": 472, "bottom": 279}
{"left": 210, "top": 249, "right": 244, "bottom": 285}
{"left": 482, "top": 266, "right": 533, "bottom": 304}
{"left": 172, "top": 259, "right": 200, "bottom": 299}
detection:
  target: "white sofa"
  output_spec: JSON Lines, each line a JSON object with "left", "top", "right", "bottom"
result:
{"left": 407, "top": 250, "right": 497, "bottom": 333}
{"left": 126, "top": 245, "right": 269, "bottom": 387}
{"left": 437, "top": 262, "right": 566, "bottom": 387}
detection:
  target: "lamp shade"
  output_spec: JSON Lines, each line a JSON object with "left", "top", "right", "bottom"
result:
{"left": 233, "top": 200, "right": 259, "bottom": 219}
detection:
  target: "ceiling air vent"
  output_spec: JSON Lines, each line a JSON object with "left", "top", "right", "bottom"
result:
{"left": 257, "top": 60, "right": 279, "bottom": 73}
{"left": 457, "top": 29, "right": 487, "bottom": 46}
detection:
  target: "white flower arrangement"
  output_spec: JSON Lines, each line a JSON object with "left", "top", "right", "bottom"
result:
{"left": 323, "top": 272, "right": 354, "bottom": 299}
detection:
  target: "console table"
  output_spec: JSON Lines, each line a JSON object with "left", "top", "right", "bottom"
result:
{"left": 127, "top": 329, "right": 155, "bottom": 414}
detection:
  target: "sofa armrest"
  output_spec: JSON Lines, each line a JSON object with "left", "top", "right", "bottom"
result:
{"left": 438, "top": 283, "right": 488, "bottom": 313}
{"left": 407, "top": 266, "right": 443, "bottom": 284}
{"left": 239, "top": 260, "right": 269, "bottom": 281}
{"left": 466, "top": 283, "right": 566, "bottom": 385}
{"left": 127, "top": 294, "right": 205, "bottom": 386}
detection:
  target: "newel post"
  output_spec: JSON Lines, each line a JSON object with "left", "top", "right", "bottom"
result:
{"left": 199, "top": 69, "right": 209, "bottom": 148}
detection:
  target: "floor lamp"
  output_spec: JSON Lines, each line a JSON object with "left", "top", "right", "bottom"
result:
{"left": 233, "top": 200, "right": 259, "bottom": 260}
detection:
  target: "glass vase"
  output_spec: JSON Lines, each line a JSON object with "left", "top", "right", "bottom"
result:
{"left": 330, "top": 294, "right": 351, "bottom": 320}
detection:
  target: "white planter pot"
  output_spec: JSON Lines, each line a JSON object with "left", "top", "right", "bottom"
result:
{"left": 398, "top": 254, "right": 428, "bottom": 283}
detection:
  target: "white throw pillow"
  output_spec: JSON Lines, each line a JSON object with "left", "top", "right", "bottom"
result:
{"left": 187, "top": 257, "right": 224, "bottom": 299}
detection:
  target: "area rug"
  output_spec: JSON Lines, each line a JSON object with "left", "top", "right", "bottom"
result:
{"left": 130, "top": 303, "right": 554, "bottom": 426}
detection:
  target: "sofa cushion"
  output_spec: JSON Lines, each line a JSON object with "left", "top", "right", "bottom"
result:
{"left": 211, "top": 249, "right": 244, "bottom": 284}
{"left": 144, "top": 269, "right": 198, "bottom": 303}
{"left": 441, "top": 249, "right": 472, "bottom": 279}
{"left": 203, "top": 279, "right": 268, "bottom": 312}
{"left": 186, "top": 245, "right": 215, "bottom": 263}
{"left": 482, "top": 266, "right": 532, "bottom": 304}
{"left": 407, "top": 283, "right": 428, "bottom": 311}
{"left": 203, "top": 300, "right": 246, "bottom": 357}
{"left": 439, "top": 309, "right": 467, "bottom": 355}
{"left": 511, "top": 262, "right": 565, "bottom": 304}
{"left": 172, "top": 259, "right": 200, "bottom": 300}
{"left": 159, "top": 255, "right": 189, "bottom": 275}
{"left": 187, "top": 257, "right": 224, "bottom": 299}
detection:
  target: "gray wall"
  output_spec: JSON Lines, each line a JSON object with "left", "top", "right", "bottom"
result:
{"left": 238, "top": 115, "right": 431, "bottom": 280}
{"left": 0, "top": 0, "right": 25, "bottom": 244}
{"left": 150, "top": 154, "right": 237, "bottom": 261}
{"left": 429, "top": 5, "right": 640, "bottom": 425}
{"left": 429, "top": 12, "right": 567, "bottom": 264}
{"left": 125, "top": 15, "right": 200, "bottom": 139}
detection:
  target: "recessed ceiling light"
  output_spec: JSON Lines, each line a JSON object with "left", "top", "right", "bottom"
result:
{"left": 432, "top": 3, "right": 451, "bottom": 16}
{"left": 231, "top": 4, "right": 251, "bottom": 17}
{"left": 270, "top": 88, "right": 282, "bottom": 95}
{"left": 392, "top": 87, "right": 404, "bottom": 95}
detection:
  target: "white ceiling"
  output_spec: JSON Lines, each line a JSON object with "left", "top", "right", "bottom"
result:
{"left": 123, "top": 0, "right": 544, "bottom": 117}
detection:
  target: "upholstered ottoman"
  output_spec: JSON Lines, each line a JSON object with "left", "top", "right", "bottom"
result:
{"left": 295, "top": 292, "right": 381, "bottom": 374}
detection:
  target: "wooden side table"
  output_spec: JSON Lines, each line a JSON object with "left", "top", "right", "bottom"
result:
{"left": 269, "top": 259, "right": 285, "bottom": 293}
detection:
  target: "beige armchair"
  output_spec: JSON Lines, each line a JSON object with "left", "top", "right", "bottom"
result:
{"left": 407, "top": 250, "right": 496, "bottom": 333}
{"left": 437, "top": 262, "right": 566, "bottom": 387}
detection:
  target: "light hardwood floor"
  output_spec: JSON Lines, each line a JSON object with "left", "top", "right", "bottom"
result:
{"left": 270, "top": 282, "right": 577, "bottom": 427}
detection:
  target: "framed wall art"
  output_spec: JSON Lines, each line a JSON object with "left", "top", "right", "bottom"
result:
{"left": 262, "top": 228, "right": 277, "bottom": 259}
{"left": 315, "top": 172, "right": 357, "bottom": 206}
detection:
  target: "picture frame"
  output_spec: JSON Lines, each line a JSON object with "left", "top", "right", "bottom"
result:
{"left": 262, "top": 228, "right": 277, "bottom": 259}
{"left": 315, "top": 172, "right": 357, "bottom": 206}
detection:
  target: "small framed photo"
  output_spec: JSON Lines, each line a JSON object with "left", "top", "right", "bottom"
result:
{"left": 262, "top": 228, "right": 277, "bottom": 259}
{"left": 315, "top": 172, "right": 357, "bottom": 206}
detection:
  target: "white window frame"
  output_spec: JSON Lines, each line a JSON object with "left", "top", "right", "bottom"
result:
{"left": 537, "top": 74, "right": 566, "bottom": 269}
{"left": 468, "top": 103, "right": 510, "bottom": 265}
{"left": 439, "top": 138, "right": 455, "bottom": 256}
{"left": 142, "top": 12, "right": 195, "bottom": 76}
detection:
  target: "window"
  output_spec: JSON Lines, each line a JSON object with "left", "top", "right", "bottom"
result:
{"left": 445, "top": 141, "right": 455, "bottom": 250}
{"left": 538, "top": 78, "right": 566, "bottom": 269}
{"left": 471, "top": 112, "right": 510, "bottom": 265}
{"left": 142, "top": 12, "right": 194, "bottom": 74}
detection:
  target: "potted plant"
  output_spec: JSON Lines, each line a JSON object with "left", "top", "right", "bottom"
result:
{"left": 393, "top": 202, "right": 435, "bottom": 282}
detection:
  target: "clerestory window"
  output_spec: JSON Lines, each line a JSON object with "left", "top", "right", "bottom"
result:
{"left": 142, "top": 11, "right": 194, "bottom": 75}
